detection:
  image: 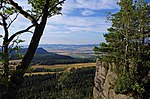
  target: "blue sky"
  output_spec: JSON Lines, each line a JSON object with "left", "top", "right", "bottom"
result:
{"left": 41, "top": 0, "right": 119, "bottom": 45}
{"left": 0, "top": 0, "right": 149, "bottom": 45}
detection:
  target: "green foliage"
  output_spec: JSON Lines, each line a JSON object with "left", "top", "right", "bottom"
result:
{"left": 94, "top": 0, "right": 150, "bottom": 97}
{"left": 0, "top": 76, "right": 9, "bottom": 97}
{"left": 0, "top": 1, "right": 17, "bottom": 18}
{"left": 16, "top": 67, "right": 95, "bottom": 98}
{"left": 115, "top": 68, "right": 145, "bottom": 95}
{"left": 27, "top": 67, "right": 66, "bottom": 73}
{"left": 28, "top": 0, "right": 65, "bottom": 19}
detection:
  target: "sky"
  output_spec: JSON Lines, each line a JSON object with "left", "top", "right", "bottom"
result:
{"left": 0, "top": 0, "right": 148, "bottom": 45}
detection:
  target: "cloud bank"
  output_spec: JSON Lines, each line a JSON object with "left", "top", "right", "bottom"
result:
{"left": 0, "top": 0, "right": 119, "bottom": 44}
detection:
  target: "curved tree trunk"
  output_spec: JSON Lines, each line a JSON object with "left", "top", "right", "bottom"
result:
{"left": 2, "top": 0, "right": 50, "bottom": 98}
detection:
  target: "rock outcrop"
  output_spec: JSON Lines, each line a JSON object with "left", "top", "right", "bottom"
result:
{"left": 93, "top": 60, "right": 134, "bottom": 99}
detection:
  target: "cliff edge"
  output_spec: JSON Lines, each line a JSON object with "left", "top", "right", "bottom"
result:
{"left": 93, "top": 60, "right": 134, "bottom": 99}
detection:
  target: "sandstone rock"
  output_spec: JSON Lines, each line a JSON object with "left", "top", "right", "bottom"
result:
{"left": 93, "top": 60, "right": 134, "bottom": 99}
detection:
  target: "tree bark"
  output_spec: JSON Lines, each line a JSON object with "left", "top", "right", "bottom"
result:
{"left": 3, "top": 0, "right": 50, "bottom": 98}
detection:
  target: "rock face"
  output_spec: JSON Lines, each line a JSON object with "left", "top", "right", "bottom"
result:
{"left": 93, "top": 60, "right": 134, "bottom": 99}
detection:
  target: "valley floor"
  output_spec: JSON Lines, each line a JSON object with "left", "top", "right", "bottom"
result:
{"left": 26, "top": 62, "right": 96, "bottom": 75}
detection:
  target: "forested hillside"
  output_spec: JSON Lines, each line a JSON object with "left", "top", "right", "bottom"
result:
{"left": 32, "top": 54, "right": 95, "bottom": 65}
{"left": 16, "top": 67, "right": 95, "bottom": 99}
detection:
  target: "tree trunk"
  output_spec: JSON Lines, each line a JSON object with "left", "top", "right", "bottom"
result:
{"left": 2, "top": 43, "right": 9, "bottom": 79}
{"left": 3, "top": 0, "right": 50, "bottom": 98}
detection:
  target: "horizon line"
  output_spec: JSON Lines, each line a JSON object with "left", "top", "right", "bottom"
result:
{"left": 20, "top": 43, "right": 100, "bottom": 46}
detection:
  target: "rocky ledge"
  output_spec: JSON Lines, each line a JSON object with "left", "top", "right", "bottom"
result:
{"left": 93, "top": 60, "right": 134, "bottom": 99}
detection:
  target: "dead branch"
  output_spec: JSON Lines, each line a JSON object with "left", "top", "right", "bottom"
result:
{"left": 7, "top": 13, "right": 19, "bottom": 28}
{"left": 8, "top": 25, "right": 34, "bottom": 42}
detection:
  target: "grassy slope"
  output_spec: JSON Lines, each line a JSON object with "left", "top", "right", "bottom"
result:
{"left": 25, "top": 63, "right": 96, "bottom": 75}
{"left": 31, "top": 63, "right": 95, "bottom": 69}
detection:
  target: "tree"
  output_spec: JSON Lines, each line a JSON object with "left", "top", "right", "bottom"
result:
{"left": 0, "top": 0, "right": 65, "bottom": 98}
{"left": 94, "top": 0, "right": 150, "bottom": 98}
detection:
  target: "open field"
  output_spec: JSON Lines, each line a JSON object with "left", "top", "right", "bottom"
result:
{"left": 31, "top": 62, "right": 96, "bottom": 70}
{"left": 25, "top": 62, "right": 96, "bottom": 75}
{"left": 25, "top": 72, "right": 58, "bottom": 76}
{"left": 1, "top": 61, "right": 96, "bottom": 75}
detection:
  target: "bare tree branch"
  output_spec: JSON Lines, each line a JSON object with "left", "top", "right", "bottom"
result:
{"left": 27, "top": 31, "right": 34, "bottom": 34}
{"left": 7, "top": 0, "right": 38, "bottom": 25}
{"left": 8, "top": 35, "right": 19, "bottom": 50}
{"left": 8, "top": 25, "right": 34, "bottom": 42}
{"left": 7, "top": 13, "right": 19, "bottom": 28}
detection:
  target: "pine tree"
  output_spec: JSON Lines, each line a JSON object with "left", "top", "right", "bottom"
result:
{"left": 94, "top": 0, "right": 150, "bottom": 97}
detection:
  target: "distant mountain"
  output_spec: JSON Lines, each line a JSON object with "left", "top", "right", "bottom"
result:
{"left": 0, "top": 47, "right": 49, "bottom": 54}
{"left": 1, "top": 44, "right": 97, "bottom": 59}
{"left": 0, "top": 47, "right": 74, "bottom": 62}
{"left": 36, "top": 48, "right": 49, "bottom": 54}
{"left": 38, "top": 44, "right": 99, "bottom": 50}
{"left": 37, "top": 44, "right": 98, "bottom": 54}
{"left": 8, "top": 47, "right": 49, "bottom": 55}
{"left": 21, "top": 44, "right": 99, "bottom": 52}
{"left": 21, "top": 47, "right": 49, "bottom": 54}
{"left": 36, "top": 44, "right": 98, "bottom": 58}
{"left": 32, "top": 53, "right": 74, "bottom": 62}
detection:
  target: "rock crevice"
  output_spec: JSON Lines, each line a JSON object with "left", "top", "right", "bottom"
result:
{"left": 93, "top": 60, "right": 133, "bottom": 99}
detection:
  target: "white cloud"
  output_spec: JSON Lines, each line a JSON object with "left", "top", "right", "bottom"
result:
{"left": 48, "top": 15, "right": 111, "bottom": 33}
{"left": 81, "top": 10, "right": 95, "bottom": 16}
{"left": 68, "top": 26, "right": 108, "bottom": 33}
{"left": 10, "top": 0, "right": 113, "bottom": 35}
{"left": 0, "top": 0, "right": 116, "bottom": 45}
{"left": 62, "top": 0, "right": 119, "bottom": 14}
{"left": 46, "top": 24, "right": 58, "bottom": 30}
{"left": 48, "top": 15, "right": 110, "bottom": 27}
